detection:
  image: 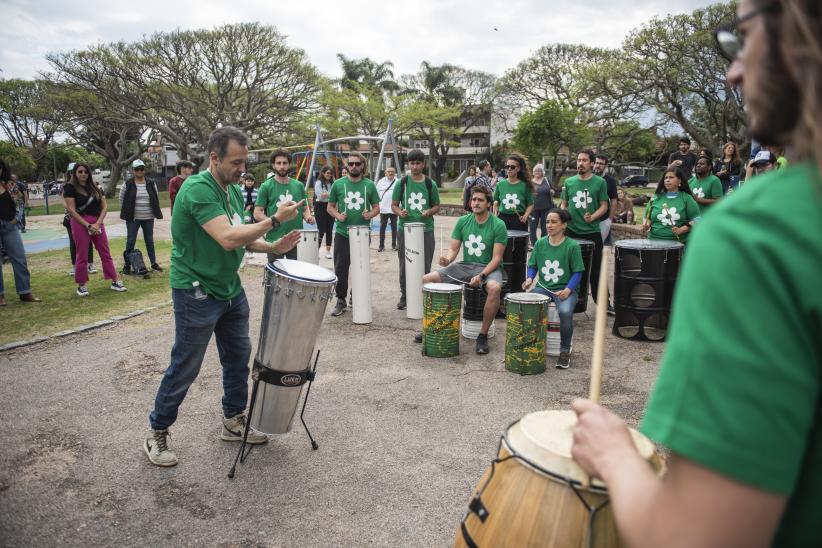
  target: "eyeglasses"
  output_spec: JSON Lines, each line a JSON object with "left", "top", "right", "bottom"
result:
{"left": 347, "top": 161, "right": 362, "bottom": 167}
{"left": 713, "top": 2, "right": 780, "bottom": 62}
{"left": 505, "top": 164, "right": 518, "bottom": 170}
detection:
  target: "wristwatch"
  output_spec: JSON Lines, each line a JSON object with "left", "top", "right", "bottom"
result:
{"left": 480, "top": 273, "right": 488, "bottom": 282}
{"left": 269, "top": 214, "right": 280, "bottom": 230}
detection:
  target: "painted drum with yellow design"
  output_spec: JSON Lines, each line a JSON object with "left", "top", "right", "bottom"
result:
{"left": 422, "top": 283, "right": 462, "bottom": 358}
{"left": 505, "top": 292, "right": 549, "bottom": 374}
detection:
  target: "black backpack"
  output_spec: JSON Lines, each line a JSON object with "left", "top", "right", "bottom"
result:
{"left": 123, "top": 249, "right": 150, "bottom": 277}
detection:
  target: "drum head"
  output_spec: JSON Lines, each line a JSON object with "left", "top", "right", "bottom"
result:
{"left": 506, "top": 410, "right": 659, "bottom": 488}
{"left": 616, "top": 239, "right": 684, "bottom": 250}
{"left": 424, "top": 283, "right": 462, "bottom": 293}
{"left": 505, "top": 292, "right": 549, "bottom": 304}
{"left": 268, "top": 259, "right": 336, "bottom": 284}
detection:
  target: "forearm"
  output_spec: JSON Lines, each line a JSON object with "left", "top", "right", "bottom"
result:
{"left": 96, "top": 202, "right": 107, "bottom": 224}
{"left": 253, "top": 207, "right": 267, "bottom": 223}
{"left": 245, "top": 238, "right": 276, "bottom": 253}
{"left": 523, "top": 205, "right": 533, "bottom": 218}
{"left": 593, "top": 203, "right": 609, "bottom": 220}
{"left": 328, "top": 203, "right": 341, "bottom": 220}
{"left": 428, "top": 204, "right": 441, "bottom": 216}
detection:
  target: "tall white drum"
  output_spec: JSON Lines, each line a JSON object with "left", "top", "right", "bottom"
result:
{"left": 348, "top": 224, "right": 372, "bottom": 324}
{"left": 297, "top": 228, "right": 319, "bottom": 265}
{"left": 404, "top": 222, "right": 425, "bottom": 320}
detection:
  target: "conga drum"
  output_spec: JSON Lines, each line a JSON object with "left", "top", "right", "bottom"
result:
{"left": 348, "top": 224, "right": 372, "bottom": 324}
{"left": 572, "top": 238, "right": 594, "bottom": 313}
{"left": 504, "top": 293, "right": 549, "bottom": 375}
{"left": 502, "top": 230, "right": 529, "bottom": 295}
{"left": 455, "top": 410, "right": 665, "bottom": 548}
{"left": 462, "top": 284, "right": 495, "bottom": 339}
{"left": 422, "top": 283, "right": 462, "bottom": 357}
{"left": 545, "top": 301, "right": 561, "bottom": 357}
{"left": 296, "top": 228, "right": 320, "bottom": 265}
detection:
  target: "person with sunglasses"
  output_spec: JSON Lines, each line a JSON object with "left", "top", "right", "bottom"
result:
{"left": 492, "top": 153, "right": 533, "bottom": 231}
{"left": 571, "top": 1, "right": 822, "bottom": 545}
{"left": 120, "top": 159, "right": 163, "bottom": 273}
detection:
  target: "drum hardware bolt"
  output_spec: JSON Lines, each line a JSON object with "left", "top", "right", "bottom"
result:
{"left": 272, "top": 285, "right": 281, "bottom": 293}
{"left": 296, "top": 290, "right": 306, "bottom": 299}
{"left": 283, "top": 287, "right": 293, "bottom": 296}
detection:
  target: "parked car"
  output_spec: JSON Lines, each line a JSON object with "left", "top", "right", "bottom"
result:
{"left": 93, "top": 169, "right": 111, "bottom": 187}
{"left": 621, "top": 175, "right": 650, "bottom": 188}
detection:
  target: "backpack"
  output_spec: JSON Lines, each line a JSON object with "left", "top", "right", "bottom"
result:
{"left": 399, "top": 175, "right": 434, "bottom": 208}
{"left": 123, "top": 249, "right": 150, "bottom": 277}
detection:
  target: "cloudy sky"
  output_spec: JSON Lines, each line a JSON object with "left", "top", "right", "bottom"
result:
{"left": 1, "top": 0, "right": 716, "bottom": 81}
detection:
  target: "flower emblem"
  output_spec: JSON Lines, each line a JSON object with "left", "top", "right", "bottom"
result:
{"left": 693, "top": 187, "right": 705, "bottom": 199}
{"left": 657, "top": 206, "right": 681, "bottom": 226}
{"left": 502, "top": 193, "right": 520, "bottom": 210}
{"left": 541, "top": 259, "right": 564, "bottom": 284}
{"left": 344, "top": 191, "right": 365, "bottom": 211}
{"left": 408, "top": 192, "right": 426, "bottom": 211}
{"left": 572, "top": 190, "right": 592, "bottom": 209}
{"left": 465, "top": 234, "right": 486, "bottom": 257}
{"left": 276, "top": 192, "right": 294, "bottom": 207}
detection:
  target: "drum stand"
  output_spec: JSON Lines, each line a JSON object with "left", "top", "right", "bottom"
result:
{"left": 228, "top": 350, "right": 321, "bottom": 479}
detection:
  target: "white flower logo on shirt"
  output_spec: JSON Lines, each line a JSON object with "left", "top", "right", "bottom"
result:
{"left": 572, "top": 190, "right": 592, "bottom": 209}
{"left": 693, "top": 187, "right": 705, "bottom": 199}
{"left": 407, "top": 192, "right": 426, "bottom": 211}
{"left": 657, "top": 206, "right": 681, "bottom": 226}
{"left": 344, "top": 191, "right": 365, "bottom": 211}
{"left": 465, "top": 234, "right": 486, "bottom": 257}
{"left": 502, "top": 193, "right": 520, "bottom": 209}
{"left": 541, "top": 260, "right": 564, "bottom": 284}
{"left": 276, "top": 192, "right": 294, "bottom": 207}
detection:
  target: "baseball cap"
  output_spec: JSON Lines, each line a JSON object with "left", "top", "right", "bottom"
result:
{"left": 752, "top": 150, "right": 776, "bottom": 166}
{"left": 132, "top": 159, "right": 146, "bottom": 169}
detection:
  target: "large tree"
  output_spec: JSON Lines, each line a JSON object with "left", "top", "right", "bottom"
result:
{"left": 0, "top": 79, "right": 63, "bottom": 175}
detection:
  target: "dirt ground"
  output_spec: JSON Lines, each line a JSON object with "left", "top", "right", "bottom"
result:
{"left": 0, "top": 213, "right": 665, "bottom": 547}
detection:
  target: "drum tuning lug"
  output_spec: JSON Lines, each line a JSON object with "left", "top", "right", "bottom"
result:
{"left": 296, "top": 290, "right": 306, "bottom": 299}
{"left": 468, "top": 496, "right": 489, "bottom": 522}
{"left": 283, "top": 287, "right": 293, "bottom": 296}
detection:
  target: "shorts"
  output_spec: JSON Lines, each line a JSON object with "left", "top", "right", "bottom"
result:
{"left": 438, "top": 261, "right": 503, "bottom": 285}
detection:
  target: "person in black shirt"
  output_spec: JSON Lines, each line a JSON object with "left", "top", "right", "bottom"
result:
{"left": 668, "top": 137, "right": 698, "bottom": 180}
{"left": 0, "top": 158, "right": 41, "bottom": 305}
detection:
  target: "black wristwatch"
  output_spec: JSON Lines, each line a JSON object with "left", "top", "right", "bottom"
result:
{"left": 480, "top": 273, "right": 488, "bottom": 282}
{"left": 269, "top": 214, "right": 280, "bottom": 230}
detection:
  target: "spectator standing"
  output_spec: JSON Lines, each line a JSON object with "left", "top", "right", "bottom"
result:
{"left": 62, "top": 163, "right": 95, "bottom": 276}
{"left": 528, "top": 163, "right": 554, "bottom": 247}
{"left": 0, "top": 158, "right": 41, "bottom": 305}
{"left": 168, "top": 160, "right": 194, "bottom": 215}
{"left": 713, "top": 141, "right": 743, "bottom": 194}
{"left": 10, "top": 174, "right": 28, "bottom": 232}
{"left": 313, "top": 166, "right": 335, "bottom": 259}
{"left": 375, "top": 166, "right": 399, "bottom": 252}
{"left": 668, "top": 137, "right": 699, "bottom": 180}
{"left": 120, "top": 159, "right": 164, "bottom": 272}
{"left": 239, "top": 173, "right": 258, "bottom": 223}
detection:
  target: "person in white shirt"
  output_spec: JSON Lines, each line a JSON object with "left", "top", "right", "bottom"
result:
{"left": 375, "top": 166, "right": 399, "bottom": 252}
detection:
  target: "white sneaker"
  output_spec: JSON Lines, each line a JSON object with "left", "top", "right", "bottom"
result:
{"left": 110, "top": 280, "right": 127, "bottom": 292}
{"left": 87, "top": 263, "right": 98, "bottom": 274}
{"left": 68, "top": 267, "right": 75, "bottom": 276}
{"left": 325, "top": 251, "right": 333, "bottom": 259}
{"left": 76, "top": 285, "right": 89, "bottom": 297}
{"left": 144, "top": 429, "right": 178, "bottom": 467}
{"left": 221, "top": 414, "right": 268, "bottom": 444}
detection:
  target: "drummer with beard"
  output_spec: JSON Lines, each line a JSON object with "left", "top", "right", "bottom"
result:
{"left": 418, "top": 186, "right": 506, "bottom": 355}
{"left": 143, "top": 126, "right": 303, "bottom": 467}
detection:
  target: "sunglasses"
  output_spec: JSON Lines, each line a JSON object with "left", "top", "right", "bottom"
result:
{"left": 76, "top": 170, "right": 88, "bottom": 174}
{"left": 347, "top": 161, "right": 362, "bottom": 167}
{"left": 713, "top": 1, "right": 780, "bottom": 62}
{"left": 134, "top": 167, "right": 145, "bottom": 171}
{"left": 505, "top": 164, "right": 519, "bottom": 170}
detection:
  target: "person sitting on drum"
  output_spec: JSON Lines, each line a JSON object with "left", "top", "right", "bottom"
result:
{"left": 522, "top": 208, "right": 584, "bottom": 369}
{"left": 642, "top": 166, "right": 700, "bottom": 243}
{"left": 419, "top": 185, "right": 507, "bottom": 355}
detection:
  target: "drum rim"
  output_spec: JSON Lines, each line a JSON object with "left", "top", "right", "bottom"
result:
{"left": 505, "top": 292, "right": 549, "bottom": 304}
{"left": 423, "top": 282, "right": 463, "bottom": 293}
{"left": 267, "top": 259, "right": 337, "bottom": 284}
{"left": 404, "top": 221, "right": 426, "bottom": 227}
{"left": 506, "top": 230, "right": 530, "bottom": 238}
{"left": 615, "top": 239, "right": 684, "bottom": 249}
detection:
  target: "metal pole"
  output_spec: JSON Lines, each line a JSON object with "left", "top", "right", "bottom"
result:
{"left": 373, "top": 117, "right": 392, "bottom": 181}
{"left": 304, "top": 124, "right": 323, "bottom": 192}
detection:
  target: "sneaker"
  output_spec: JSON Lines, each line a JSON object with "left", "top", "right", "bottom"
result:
{"left": 68, "top": 267, "right": 75, "bottom": 276}
{"left": 87, "top": 263, "right": 98, "bottom": 274}
{"left": 110, "top": 280, "right": 127, "bottom": 292}
{"left": 476, "top": 333, "right": 489, "bottom": 355}
{"left": 414, "top": 332, "right": 422, "bottom": 343}
{"left": 151, "top": 263, "right": 164, "bottom": 272}
{"left": 556, "top": 351, "right": 571, "bottom": 369}
{"left": 76, "top": 285, "right": 89, "bottom": 297}
{"left": 325, "top": 251, "right": 333, "bottom": 259}
{"left": 144, "top": 429, "right": 178, "bottom": 467}
{"left": 330, "top": 299, "right": 346, "bottom": 317}
{"left": 391, "top": 246, "right": 398, "bottom": 251}
{"left": 221, "top": 414, "right": 268, "bottom": 445}
{"left": 397, "top": 296, "right": 406, "bottom": 310}
{"left": 607, "top": 304, "right": 616, "bottom": 317}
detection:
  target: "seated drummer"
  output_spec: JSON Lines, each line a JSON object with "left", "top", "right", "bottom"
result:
{"left": 522, "top": 208, "right": 584, "bottom": 370}
{"left": 419, "top": 186, "right": 507, "bottom": 355}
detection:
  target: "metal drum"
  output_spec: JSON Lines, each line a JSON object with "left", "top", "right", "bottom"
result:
{"left": 250, "top": 259, "right": 337, "bottom": 434}
{"left": 612, "top": 239, "right": 684, "bottom": 341}
{"left": 573, "top": 238, "right": 594, "bottom": 313}
{"left": 502, "top": 230, "right": 529, "bottom": 295}
{"left": 404, "top": 222, "right": 426, "bottom": 320}
{"left": 461, "top": 284, "right": 495, "bottom": 339}
{"left": 296, "top": 228, "right": 320, "bottom": 265}
{"left": 545, "top": 301, "right": 561, "bottom": 357}
{"left": 504, "top": 292, "right": 549, "bottom": 375}
{"left": 349, "top": 224, "right": 372, "bottom": 324}
{"left": 422, "top": 283, "right": 462, "bottom": 358}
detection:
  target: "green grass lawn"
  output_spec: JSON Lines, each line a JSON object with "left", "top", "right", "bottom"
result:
{"left": 26, "top": 191, "right": 172, "bottom": 217}
{"left": 1, "top": 237, "right": 173, "bottom": 345}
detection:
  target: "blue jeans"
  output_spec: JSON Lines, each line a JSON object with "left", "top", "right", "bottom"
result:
{"left": 532, "top": 286, "right": 578, "bottom": 353}
{"left": 125, "top": 219, "right": 156, "bottom": 265}
{"left": 149, "top": 288, "right": 252, "bottom": 430}
{"left": 529, "top": 209, "right": 549, "bottom": 245}
{"left": 0, "top": 219, "right": 32, "bottom": 296}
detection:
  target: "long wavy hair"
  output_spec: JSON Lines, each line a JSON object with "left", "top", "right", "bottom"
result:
{"left": 70, "top": 163, "right": 103, "bottom": 201}
{"left": 507, "top": 152, "right": 533, "bottom": 194}
{"left": 721, "top": 141, "right": 742, "bottom": 165}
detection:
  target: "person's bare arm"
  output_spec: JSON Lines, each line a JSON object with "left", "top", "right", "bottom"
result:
{"left": 327, "top": 202, "right": 346, "bottom": 222}
{"left": 424, "top": 204, "right": 441, "bottom": 217}
{"left": 201, "top": 200, "right": 303, "bottom": 251}
{"left": 695, "top": 196, "right": 719, "bottom": 206}
{"left": 484, "top": 242, "right": 505, "bottom": 274}
{"left": 253, "top": 205, "right": 267, "bottom": 223}
{"left": 363, "top": 203, "right": 379, "bottom": 221}
{"left": 63, "top": 197, "right": 87, "bottom": 226}
{"left": 438, "top": 239, "right": 462, "bottom": 266}
{"left": 561, "top": 199, "right": 568, "bottom": 210}
{"left": 245, "top": 230, "right": 302, "bottom": 254}
{"left": 571, "top": 399, "right": 787, "bottom": 548}
{"left": 610, "top": 198, "right": 618, "bottom": 219}
{"left": 391, "top": 200, "right": 406, "bottom": 218}
{"left": 585, "top": 200, "right": 609, "bottom": 222}
{"left": 521, "top": 204, "right": 533, "bottom": 223}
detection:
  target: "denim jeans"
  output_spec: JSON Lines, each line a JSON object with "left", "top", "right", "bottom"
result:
{"left": 0, "top": 219, "right": 32, "bottom": 296}
{"left": 149, "top": 287, "right": 252, "bottom": 430}
{"left": 125, "top": 219, "right": 156, "bottom": 265}
{"left": 532, "top": 286, "right": 578, "bottom": 353}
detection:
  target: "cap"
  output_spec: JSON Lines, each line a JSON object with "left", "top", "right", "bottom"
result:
{"left": 752, "top": 150, "right": 775, "bottom": 166}
{"left": 132, "top": 159, "right": 146, "bottom": 168}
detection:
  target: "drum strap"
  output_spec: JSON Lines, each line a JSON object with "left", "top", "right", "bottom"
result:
{"left": 253, "top": 359, "right": 313, "bottom": 387}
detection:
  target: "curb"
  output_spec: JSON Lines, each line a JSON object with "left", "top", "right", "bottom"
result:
{"left": 0, "top": 300, "right": 173, "bottom": 353}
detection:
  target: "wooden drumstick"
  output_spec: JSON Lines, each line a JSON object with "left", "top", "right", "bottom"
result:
{"left": 439, "top": 223, "right": 444, "bottom": 258}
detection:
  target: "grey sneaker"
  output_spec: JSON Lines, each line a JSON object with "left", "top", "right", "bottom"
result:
{"left": 76, "top": 285, "right": 89, "bottom": 297}
{"left": 330, "top": 299, "right": 346, "bottom": 316}
{"left": 221, "top": 414, "right": 268, "bottom": 445}
{"left": 110, "top": 280, "right": 127, "bottom": 292}
{"left": 556, "top": 352, "right": 571, "bottom": 369}
{"left": 87, "top": 263, "right": 98, "bottom": 274}
{"left": 144, "top": 429, "right": 178, "bottom": 467}
{"left": 476, "top": 333, "right": 490, "bottom": 355}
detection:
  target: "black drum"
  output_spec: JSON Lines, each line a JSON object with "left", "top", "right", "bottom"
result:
{"left": 572, "top": 238, "right": 594, "bottom": 313}
{"left": 612, "top": 239, "right": 684, "bottom": 341}
{"left": 502, "top": 230, "right": 529, "bottom": 294}
{"left": 463, "top": 285, "right": 487, "bottom": 322}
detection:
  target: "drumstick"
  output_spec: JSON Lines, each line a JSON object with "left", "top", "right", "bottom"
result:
{"left": 589, "top": 251, "right": 609, "bottom": 404}
{"left": 439, "top": 224, "right": 444, "bottom": 258}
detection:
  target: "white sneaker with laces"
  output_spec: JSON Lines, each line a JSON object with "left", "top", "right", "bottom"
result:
{"left": 76, "top": 285, "right": 89, "bottom": 297}
{"left": 110, "top": 280, "right": 127, "bottom": 292}
{"left": 221, "top": 414, "right": 268, "bottom": 444}
{"left": 144, "top": 429, "right": 178, "bottom": 467}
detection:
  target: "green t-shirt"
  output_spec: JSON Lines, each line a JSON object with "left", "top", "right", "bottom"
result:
{"left": 641, "top": 164, "right": 822, "bottom": 547}
{"left": 526, "top": 236, "right": 585, "bottom": 293}
{"left": 493, "top": 179, "right": 534, "bottom": 215}
{"left": 688, "top": 174, "right": 723, "bottom": 214}
{"left": 560, "top": 174, "right": 609, "bottom": 234}
{"left": 328, "top": 177, "right": 379, "bottom": 238}
{"left": 391, "top": 175, "right": 440, "bottom": 232}
{"left": 643, "top": 192, "right": 700, "bottom": 241}
{"left": 451, "top": 213, "right": 507, "bottom": 266}
{"left": 255, "top": 177, "right": 306, "bottom": 243}
{"left": 169, "top": 170, "right": 245, "bottom": 300}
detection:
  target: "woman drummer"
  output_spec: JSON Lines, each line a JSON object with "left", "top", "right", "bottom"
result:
{"left": 522, "top": 208, "right": 584, "bottom": 370}
{"left": 642, "top": 166, "right": 700, "bottom": 243}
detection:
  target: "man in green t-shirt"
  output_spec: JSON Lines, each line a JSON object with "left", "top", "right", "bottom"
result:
{"left": 144, "top": 126, "right": 303, "bottom": 468}
{"left": 420, "top": 186, "right": 506, "bottom": 354}
{"left": 569, "top": 2, "right": 822, "bottom": 545}
{"left": 391, "top": 148, "right": 441, "bottom": 310}
{"left": 688, "top": 156, "right": 723, "bottom": 213}
{"left": 253, "top": 148, "right": 315, "bottom": 263}
{"left": 560, "top": 149, "right": 610, "bottom": 310}
{"left": 326, "top": 152, "right": 380, "bottom": 317}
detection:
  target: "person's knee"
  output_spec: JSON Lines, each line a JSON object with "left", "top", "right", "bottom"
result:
{"left": 486, "top": 281, "right": 501, "bottom": 296}
{"left": 423, "top": 272, "right": 441, "bottom": 284}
